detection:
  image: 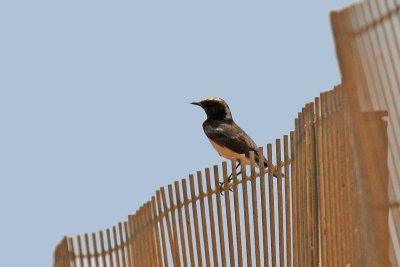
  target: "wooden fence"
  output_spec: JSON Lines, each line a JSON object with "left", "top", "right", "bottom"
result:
{"left": 52, "top": 86, "right": 355, "bottom": 267}
{"left": 54, "top": 0, "right": 399, "bottom": 266}
{"left": 332, "top": 0, "right": 399, "bottom": 265}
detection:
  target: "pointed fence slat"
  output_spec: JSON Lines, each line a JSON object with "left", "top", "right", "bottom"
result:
{"left": 118, "top": 222, "right": 127, "bottom": 267}
{"left": 92, "top": 233, "right": 99, "bottom": 267}
{"left": 112, "top": 226, "right": 121, "bottom": 267}
{"left": 232, "top": 159, "right": 244, "bottom": 267}
{"left": 160, "top": 188, "right": 178, "bottom": 267}
{"left": 222, "top": 162, "right": 235, "bottom": 267}
{"left": 139, "top": 207, "right": 148, "bottom": 267}
{"left": 181, "top": 179, "right": 195, "bottom": 267}
{"left": 108, "top": 228, "right": 115, "bottom": 267}
{"left": 189, "top": 174, "right": 203, "bottom": 267}
{"left": 197, "top": 171, "right": 211, "bottom": 267}
{"left": 123, "top": 222, "right": 132, "bottom": 267}
{"left": 214, "top": 165, "right": 227, "bottom": 267}
{"left": 290, "top": 130, "right": 298, "bottom": 267}
{"left": 129, "top": 216, "right": 138, "bottom": 267}
{"left": 258, "top": 147, "right": 269, "bottom": 267}
{"left": 284, "top": 135, "right": 292, "bottom": 267}
{"left": 84, "top": 234, "right": 91, "bottom": 267}
{"left": 315, "top": 95, "right": 328, "bottom": 267}
{"left": 267, "top": 144, "right": 277, "bottom": 267}
{"left": 240, "top": 154, "right": 252, "bottom": 267}
{"left": 66, "top": 237, "right": 76, "bottom": 267}
{"left": 174, "top": 181, "right": 188, "bottom": 267}
{"left": 327, "top": 91, "right": 339, "bottom": 267}
{"left": 77, "top": 235, "right": 84, "bottom": 267}
{"left": 276, "top": 139, "right": 284, "bottom": 267}
{"left": 294, "top": 117, "right": 302, "bottom": 267}
{"left": 331, "top": 89, "right": 343, "bottom": 266}
{"left": 249, "top": 151, "right": 261, "bottom": 267}
{"left": 151, "top": 197, "right": 163, "bottom": 267}
{"left": 167, "top": 184, "right": 181, "bottom": 267}
{"left": 145, "top": 204, "right": 156, "bottom": 267}
{"left": 156, "top": 192, "right": 169, "bottom": 267}
{"left": 205, "top": 168, "right": 218, "bottom": 267}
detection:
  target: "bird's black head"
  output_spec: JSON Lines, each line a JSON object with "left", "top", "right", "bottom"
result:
{"left": 191, "top": 97, "right": 233, "bottom": 121}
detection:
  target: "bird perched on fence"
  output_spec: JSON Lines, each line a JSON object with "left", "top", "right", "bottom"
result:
{"left": 191, "top": 97, "right": 277, "bottom": 184}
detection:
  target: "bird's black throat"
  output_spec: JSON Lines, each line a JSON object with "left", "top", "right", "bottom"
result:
{"left": 201, "top": 102, "right": 232, "bottom": 120}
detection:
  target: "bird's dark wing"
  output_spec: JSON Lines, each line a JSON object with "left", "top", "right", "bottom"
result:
{"left": 203, "top": 120, "right": 268, "bottom": 167}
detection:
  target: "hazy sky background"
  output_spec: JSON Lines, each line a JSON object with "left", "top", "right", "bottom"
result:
{"left": 1, "top": 1, "right": 355, "bottom": 266}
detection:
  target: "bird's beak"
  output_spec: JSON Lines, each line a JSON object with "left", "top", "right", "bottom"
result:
{"left": 191, "top": 102, "right": 201, "bottom": 107}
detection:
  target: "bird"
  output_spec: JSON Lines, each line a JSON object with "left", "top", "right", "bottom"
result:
{"left": 191, "top": 97, "right": 276, "bottom": 184}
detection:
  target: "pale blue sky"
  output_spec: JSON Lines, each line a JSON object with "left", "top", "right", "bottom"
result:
{"left": 0, "top": 1, "right": 354, "bottom": 266}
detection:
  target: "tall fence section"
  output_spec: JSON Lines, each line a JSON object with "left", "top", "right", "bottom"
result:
{"left": 54, "top": 0, "right": 400, "bottom": 266}
{"left": 332, "top": 0, "right": 400, "bottom": 265}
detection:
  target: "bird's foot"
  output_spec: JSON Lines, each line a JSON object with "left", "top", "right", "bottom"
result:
{"left": 219, "top": 180, "right": 234, "bottom": 195}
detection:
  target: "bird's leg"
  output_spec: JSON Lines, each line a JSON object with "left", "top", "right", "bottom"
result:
{"left": 228, "top": 161, "right": 241, "bottom": 182}
{"left": 219, "top": 161, "right": 241, "bottom": 194}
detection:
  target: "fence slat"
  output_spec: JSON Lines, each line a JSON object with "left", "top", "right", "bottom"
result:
{"left": 84, "top": 234, "right": 92, "bottom": 267}
{"left": 168, "top": 184, "right": 182, "bottom": 267}
{"left": 113, "top": 226, "right": 121, "bottom": 267}
{"left": 250, "top": 151, "right": 261, "bottom": 267}
{"left": 156, "top": 192, "right": 169, "bottom": 267}
{"left": 123, "top": 222, "right": 132, "bottom": 267}
{"left": 240, "top": 154, "right": 252, "bottom": 267}
{"left": 189, "top": 174, "right": 203, "bottom": 266}
{"left": 160, "top": 188, "right": 179, "bottom": 267}
{"left": 205, "top": 168, "right": 219, "bottom": 267}
{"left": 77, "top": 235, "right": 84, "bottom": 267}
{"left": 118, "top": 222, "right": 127, "bottom": 267}
{"left": 332, "top": 89, "right": 344, "bottom": 266}
{"left": 144, "top": 203, "right": 156, "bottom": 267}
{"left": 174, "top": 181, "right": 188, "bottom": 267}
{"left": 129, "top": 216, "right": 138, "bottom": 267}
{"left": 300, "top": 108, "right": 308, "bottom": 267}
{"left": 189, "top": 174, "right": 203, "bottom": 267}
{"left": 294, "top": 117, "right": 302, "bottom": 267}
{"left": 335, "top": 88, "right": 347, "bottom": 264}
{"left": 328, "top": 91, "right": 339, "bottom": 267}
{"left": 182, "top": 179, "right": 196, "bottom": 267}
{"left": 222, "top": 162, "right": 235, "bottom": 267}
{"left": 258, "top": 147, "right": 269, "bottom": 267}
{"left": 67, "top": 237, "right": 77, "bottom": 267}
{"left": 316, "top": 96, "right": 328, "bottom": 267}
{"left": 197, "top": 171, "right": 211, "bottom": 267}
{"left": 92, "top": 233, "right": 99, "bottom": 267}
{"left": 106, "top": 229, "right": 114, "bottom": 267}
{"left": 276, "top": 139, "right": 284, "bottom": 267}
{"left": 284, "top": 135, "right": 292, "bottom": 267}
{"left": 311, "top": 102, "right": 319, "bottom": 267}
{"left": 151, "top": 196, "right": 164, "bottom": 267}
{"left": 340, "top": 87, "right": 355, "bottom": 265}
{"left": 232, "top": 159, "right": 244, "bottom": 267}
{"left": 267, "top": 144, "right": 277, "bottom": 267}
{"left": 321, "top": 92, "right": 332, "bottom": 267}
{"left": 290, "top": 130, "right": 299, "bottom": 267}
{"left": 138, "top": 208, "right": 148, "bottom": 267}
{"left": 214, "top": 165, "right": 227, "bottom": 267}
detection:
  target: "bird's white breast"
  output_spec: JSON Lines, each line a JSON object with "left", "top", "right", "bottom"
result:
{"left": 209, "top": 139, "right": 251, "bottom": 165}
